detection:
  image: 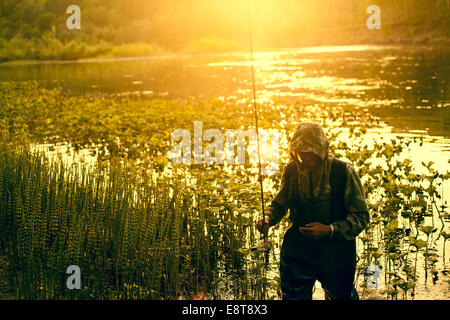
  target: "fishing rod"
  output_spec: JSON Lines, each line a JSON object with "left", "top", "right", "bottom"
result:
{"left": 247, "top": 0, "right": 269, "bottom": 254}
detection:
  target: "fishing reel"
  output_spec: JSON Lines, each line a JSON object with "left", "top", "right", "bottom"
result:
{"left": 251, "top": 216, "right": 271, "bottom": 252}
{"left": 250, "top": 239, "right": 271, "bottom": 252}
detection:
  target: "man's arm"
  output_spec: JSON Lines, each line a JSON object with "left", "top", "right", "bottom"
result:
{"left": 266, "top": 162, "right": 294, "bottom": 227}
{"left": 330, "top": 163, "right": 370, "bottom": 240}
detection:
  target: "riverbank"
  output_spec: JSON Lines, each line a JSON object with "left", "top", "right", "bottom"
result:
{"left": 281, "top": 18, "right": 450, "bottom": 48}
{"left": 0, "top": 35, "right": 244, "bottom": 64}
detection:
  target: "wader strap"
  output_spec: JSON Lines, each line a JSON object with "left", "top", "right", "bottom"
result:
{"left": 330, "top": 159, "right": 348, "bottom": 220}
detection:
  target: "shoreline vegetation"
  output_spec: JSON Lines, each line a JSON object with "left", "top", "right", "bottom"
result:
{"left": 1, "top": 18, "right": 449, "bottom": 64}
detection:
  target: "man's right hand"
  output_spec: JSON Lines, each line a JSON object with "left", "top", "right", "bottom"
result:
{"left": 256, "top": 216, "right": 270, "bottom": 234}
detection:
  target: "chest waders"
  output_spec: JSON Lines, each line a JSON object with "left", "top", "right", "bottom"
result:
{"left": 280, "top": 158, "right": 359, "bottom": 300}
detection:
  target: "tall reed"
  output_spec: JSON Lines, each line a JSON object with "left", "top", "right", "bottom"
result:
{"left": 0, "top": 144, "right": 260, "bottom": 299}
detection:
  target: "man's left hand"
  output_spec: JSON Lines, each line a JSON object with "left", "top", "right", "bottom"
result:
{"left": 298, "top": 222, "right": 331, "bottom": 239}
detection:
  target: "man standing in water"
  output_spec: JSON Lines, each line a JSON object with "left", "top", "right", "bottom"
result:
{"left": 256, "top": 123, "right": 369, "bottom": 300}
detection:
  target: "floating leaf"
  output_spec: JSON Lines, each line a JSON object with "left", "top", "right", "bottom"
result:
{"left": 236, "top": 248, "right": 250, "bottom": 255}
{"left": 409, "top": 238, "right": 427, "bottom": 249}
{"left": 420, "top": 226, "right": 437, "bottom": 236}
{"left": 440, "top": 231, "right": 450, "bottom": 240}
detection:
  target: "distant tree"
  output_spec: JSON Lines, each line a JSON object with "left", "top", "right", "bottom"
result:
{"left": 44, "top": 0, "right": 71, "bottom": 15}
{"left": 37, "top": 12, "right": 55, "bottom": 34}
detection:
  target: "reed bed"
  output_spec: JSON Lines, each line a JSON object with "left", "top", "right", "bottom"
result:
{"left": 0, "top": 144, "right": 269, "bottom": 299}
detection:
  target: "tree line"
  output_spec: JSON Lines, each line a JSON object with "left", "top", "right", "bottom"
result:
{"left": 0, "top": 0, "right": 448, "bottom": 60}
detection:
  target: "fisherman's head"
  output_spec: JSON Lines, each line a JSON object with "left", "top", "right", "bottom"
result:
{"left": 291, "top": 151, "right": 321, "bottom": 168}
{"left": 289, "top": 123, "right": 329, "bottom": 169}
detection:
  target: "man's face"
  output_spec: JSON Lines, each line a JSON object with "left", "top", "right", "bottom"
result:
{"left": 294, "top": 151, "right": 321, "bottom": 168}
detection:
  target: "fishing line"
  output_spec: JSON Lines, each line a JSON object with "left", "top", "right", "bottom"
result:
{"left": 247, "top": 0, "right": 268, "bottom": 249}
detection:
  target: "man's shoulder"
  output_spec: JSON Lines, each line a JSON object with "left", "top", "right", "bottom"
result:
{"left": 332, "top": 157, "right": 348, "bottom": 166}
{"left": 330, "top": 157, "right": 351, "bottom": 185}
{"left": 332, "top": 157, "right": 353, "bottom": 173}
{"left": 283, "top": 160, "right": 297, "bottom": 177}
